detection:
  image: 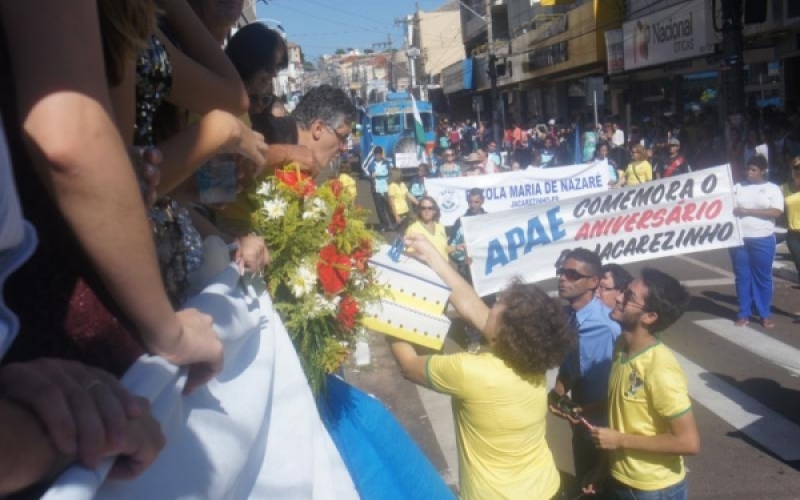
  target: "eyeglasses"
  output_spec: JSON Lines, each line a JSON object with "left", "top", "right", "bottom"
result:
{"left": 420, "top": 205, "right": 436, "bottom": 211}
{"left": 325, "top": 124, "right": 350, "bottom": 145}
{"left": 556, "top": 267, "right": 593, "bottom": 281}
{"left": 623, "top": 288, "right": 646, "bottom": 309}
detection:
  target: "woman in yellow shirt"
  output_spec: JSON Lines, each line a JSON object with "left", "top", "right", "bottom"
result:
{"left": 386, "top": 168, "right": 411, "bottom": 230}
{"left": 621, "top": 145, "right": 653, "bottom": 186}
{"left": 388, "top": 233, "right": 575, "bottom": 500}
{"left": 782, "top": 156, "right": 800, "bottom": 276}
{"left": 404, "top": 196, "right": 449, "bottom": 259}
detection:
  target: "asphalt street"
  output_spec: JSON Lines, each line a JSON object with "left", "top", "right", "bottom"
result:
{"left": 344, "top": 173, "right": 800, "bottom": 500}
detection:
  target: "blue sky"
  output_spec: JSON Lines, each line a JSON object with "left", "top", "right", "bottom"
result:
{"left": 257, "top": 0, "right": 451, "bottom": 61}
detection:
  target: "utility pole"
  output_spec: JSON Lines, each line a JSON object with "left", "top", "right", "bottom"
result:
{"left": 720, "top": 0, "right": 745, "bottom": 120}
{"left": 373, "top": 34, "right": 394, "bottom": 92}
{"left": 486, "top": 0, "right": 500, "bottom": 144}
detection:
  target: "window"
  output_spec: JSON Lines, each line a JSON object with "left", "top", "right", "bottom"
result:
{"left": 371, "top": 114, "right": 402, "bottom": 136}
{"left": 404, "top": 112, "right": 433, "bottom": 132}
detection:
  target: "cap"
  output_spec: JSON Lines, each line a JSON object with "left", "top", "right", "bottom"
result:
{"left": 667, "top": 138, "right": 680, "bottom": 146}
{"left": 548, "top": 119, "right": 556, "bottom": 125}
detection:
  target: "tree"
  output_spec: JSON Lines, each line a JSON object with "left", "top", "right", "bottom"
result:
{"left": 335, "top": 48, "right": 346, "bottom": 55}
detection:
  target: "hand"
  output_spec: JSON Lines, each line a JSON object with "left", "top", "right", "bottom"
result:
{"left": 395, "top": 215, "right": 402, "bottom": 224}
{"left": 128, "top": 146, "right": 162, "bottom": 207}
{"left": 548, "top": 402, "right": 584, "bottom": 425}
{"left": 174, "top": 308, "right": 224, "bottom": 395}
{"left": 733, "top": 207, "right": 748, "bottom": 217}
{"left": 235, "top": 235, "right": 270, "bottom": 274}
{"left": 403, "top": 232, "right": 441, "bottom": 265}
{"left": 106, "top": 411, "right": 165, "bottom": 480}
{"left": 226, "top": 120, "right": 269, "bottom": 174}
{"left": 581, "top": 464, "right": 608, "bottom": 495}
{"left": 591, "top": 426, "right": 624, "bottom": 450}
{"left": 0, "top": 359, "right": 150, "bottom": 469}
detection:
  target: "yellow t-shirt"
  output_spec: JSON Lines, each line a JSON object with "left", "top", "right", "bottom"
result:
{"left": 387, "top": 182, "right": 410, "bottom": 217}
{"left": 338, "top": 173, "right": 357, "bottom": 199}
{"left": 405, "top": 220, "right": 448, "bottom": 259}
{"left": 426, "top": 353, "right": 560, "bottom": 500}
{"left": 625, "top": 160, "right": 653, "bottom": 186}
{"left": 607, "top": 341, "right": 692, "bottom": 491}
{"left": 781, "top": 183, "right": 800, "bottom": 231}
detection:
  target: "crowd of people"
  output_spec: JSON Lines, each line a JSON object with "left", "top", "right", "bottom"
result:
{"left": 377, "top": 110, "right": 800, "bottom": 330}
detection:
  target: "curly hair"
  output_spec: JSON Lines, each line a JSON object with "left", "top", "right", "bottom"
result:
{"left": 493, "top": 278, "right": 576, "bottom": 376}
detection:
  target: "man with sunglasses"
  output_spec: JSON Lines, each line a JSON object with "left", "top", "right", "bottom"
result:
{"left": 550, "top": 249, "right": 621, "bottom": 495}
{"left": 583, "top": 269, "right": 698, "bottom": 500}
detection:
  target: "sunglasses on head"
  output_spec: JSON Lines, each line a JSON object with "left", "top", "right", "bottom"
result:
{"left": 556, "top": 267, "right": 592, "bottom": 281}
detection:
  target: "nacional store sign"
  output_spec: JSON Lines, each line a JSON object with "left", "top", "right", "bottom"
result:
{"left": 623, "top": 0, "right": 713, "bottom": 70}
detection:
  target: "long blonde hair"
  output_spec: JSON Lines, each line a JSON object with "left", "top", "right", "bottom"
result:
{"left": 98, "top": 0, "right": 158, "bottom": 86}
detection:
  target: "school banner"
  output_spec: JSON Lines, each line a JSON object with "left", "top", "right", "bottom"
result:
{"left": 425, "top": 162, "right": 611, "bottom": 226}
{"left": 461, "top": 165, "right": 742, "bottom": 296}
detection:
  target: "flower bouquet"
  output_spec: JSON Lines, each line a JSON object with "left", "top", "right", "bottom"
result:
{"left": 251, "top": 166, "right": 383, "bottom": 393}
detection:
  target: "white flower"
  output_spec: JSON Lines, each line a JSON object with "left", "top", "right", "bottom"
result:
{"left": 349, "top": 273, "right": 367, "bottom": 290}
{"left": 302, "top": 197, "right": 328, "bottom": 220}
{"left": 256, "top": 181, "right": 273, "bottom": 197}
{"left": 261, "top": 198, "right": 288, "bottom": 220}
{"left": 310, "top": 293, "right": 339, "bottom": 317}
{"left": 289, "top": 262, "right": 317, "bottom": 298}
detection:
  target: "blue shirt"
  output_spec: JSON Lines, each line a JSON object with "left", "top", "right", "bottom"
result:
{"left": 559, "top": 297, "right": 621, "bottom": 428}
{"left": 368, "top": 159, "right": 391, "bottom": 194}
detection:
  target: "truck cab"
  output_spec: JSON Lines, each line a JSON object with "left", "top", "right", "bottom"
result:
{"left": 359, "top": 92, "right": 436, "bottom": 178}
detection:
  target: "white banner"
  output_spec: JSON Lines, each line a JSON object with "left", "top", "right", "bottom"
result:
{"left": 462, "top": 165, "right": 742, "bottom": 296}
{"left": 425, "top": 162, "right": 611, "bottom": 226}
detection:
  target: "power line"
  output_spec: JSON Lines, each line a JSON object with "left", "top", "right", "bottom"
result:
{"left": 292, "top": 0, "right": 396, "bottom": 28}
{"left": 265, "top": 2, "right": 389, "bottom": 33}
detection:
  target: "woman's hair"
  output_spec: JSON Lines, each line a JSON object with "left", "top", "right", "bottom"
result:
{"left": 225, "top": 23, "right": 287, "bottom": 84}
{"left": 416, "top": 195, "right": 440, "bottom": 222}
{"left": 98, "top": 0, "right": 158, "bottom": 86}
{"left": 417, "top": 163, "right": 429, "bottom": 174}
{"left": 389, "top": 168, "right": 403, "bottom": 184}
{"left": 493, "top": 278, "right": 576, "bottom": 376}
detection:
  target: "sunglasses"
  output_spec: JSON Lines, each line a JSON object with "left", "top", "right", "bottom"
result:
{"left": 556, "top": 267, "right": 592, "bottom": 281}
{"left": 249, "top": 93, "right": 275, "bottom": 108}
{"left": 420, "top": 205, "right": 436, "bottom": 211}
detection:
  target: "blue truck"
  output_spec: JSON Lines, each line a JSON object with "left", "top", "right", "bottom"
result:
{"left": 358, "top": 92, "right": 436, "bottom": 177}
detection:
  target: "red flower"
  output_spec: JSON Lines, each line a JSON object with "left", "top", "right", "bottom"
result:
{"left": 328, "top": 205, "right": 346, "bottom": 235}
{"left": 317, "top": 244, "right": 351, "bottom": 295}
{"left": 276, "top": 168, "right": 316, "bottom": 197}
{"left": 329, "top": 179, "right": 343, "bottom": 197}
{"left": 337, "top": 295, "right": 359, "bottom": 330}
{"left": 351, "top": 239, "right": 372, "bottom": 272}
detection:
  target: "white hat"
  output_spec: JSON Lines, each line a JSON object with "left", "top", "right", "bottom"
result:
{"left": 548, "top": 119, "right": 556, "bottom": 125}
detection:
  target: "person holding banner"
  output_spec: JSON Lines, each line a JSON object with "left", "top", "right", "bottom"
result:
{"left": 593, "top": 143, "right": 620, "bottom": 188}
{"left": 620, "top": 145, "right": 653, "bottom": 187}
{"left": 730, "top": 155, "right": 784, "bottom": 328}
{"left": 583, "top": 268, "right": 698, "bottom": 500}
{"left": 389, "top": 233, "right": 576, "bottom": 500}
